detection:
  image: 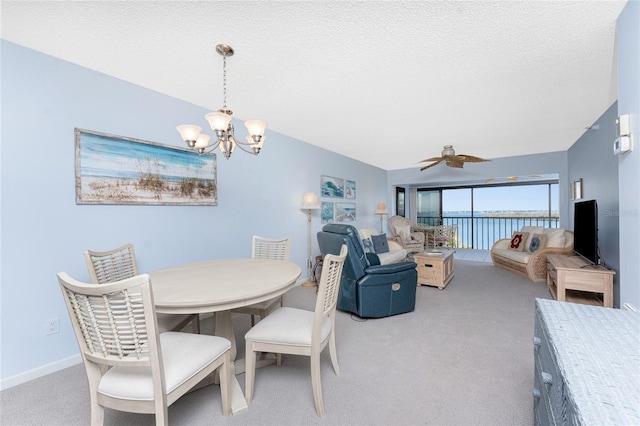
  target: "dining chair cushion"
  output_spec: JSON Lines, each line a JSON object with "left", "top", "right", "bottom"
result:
{"left": 98, "top": 332, "right": 230, "bottom": 400}
{"left": 245, "top": 307, "right": 332, "bottom": 347}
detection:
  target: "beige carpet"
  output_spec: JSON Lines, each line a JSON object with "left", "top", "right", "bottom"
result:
{"left": 0, "top": 260, "right": 551, "bottom": 425}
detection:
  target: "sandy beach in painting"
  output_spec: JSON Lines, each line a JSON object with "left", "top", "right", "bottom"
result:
{"left": 78, "top": 175, "right": 216, "bottom": 205}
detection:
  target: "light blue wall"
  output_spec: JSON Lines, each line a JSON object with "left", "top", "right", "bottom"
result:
{"left": 0, "top": 41, "right": 387, "bottom": 384}
{"left": 616, "top": 0, "right": 640, "bottom": 309}
{"left": 568, "top": 103, "right": 620, "bottom": 306}
{"left": 387, "top": 151, "right": 570, "bottom": 228}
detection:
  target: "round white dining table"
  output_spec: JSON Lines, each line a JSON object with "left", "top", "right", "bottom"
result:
{"left": 150, "top": 258, "right": 301, "bottom": 414}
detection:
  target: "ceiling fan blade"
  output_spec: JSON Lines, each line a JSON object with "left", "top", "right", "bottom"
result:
{"left": 418, "top": 156, "right": 443, "bottom": 164}
{"left": 457, "top": 154, "right": 490, "bottom": 163}
{"left": 419, "top": 159, "right": 443, "bottom": 171}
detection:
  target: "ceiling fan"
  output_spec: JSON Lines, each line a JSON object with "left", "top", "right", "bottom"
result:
{"left": 418, "top": 145, "right": 490, "bottom": 171}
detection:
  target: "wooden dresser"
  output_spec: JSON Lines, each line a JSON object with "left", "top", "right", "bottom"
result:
{"left": 534, "top": 299, "right": 640, "bottom": 425}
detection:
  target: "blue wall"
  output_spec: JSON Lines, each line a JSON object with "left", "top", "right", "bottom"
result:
{"left": 568, "top": 103, "right": 620, "bottom": 305}
{"left": 616, "top": 0, "right": 640, "bottom": 310}
{"left": 0, "top": 41, "right": 387, "bottom": 385}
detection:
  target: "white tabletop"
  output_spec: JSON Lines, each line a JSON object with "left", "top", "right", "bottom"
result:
{"left": 149, "top": 258, "right": 301, "bottom": 415}
{"left": 150, "top": 258, "right": 301, "bottom": 314}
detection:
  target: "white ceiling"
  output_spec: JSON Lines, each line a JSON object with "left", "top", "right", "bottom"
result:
{"left": 1, "top": 1, "right": 626, "bottom": 170}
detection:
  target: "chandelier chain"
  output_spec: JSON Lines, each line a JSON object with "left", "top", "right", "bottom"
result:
{"left": 222, "top": 55, "right": 227, "bottom": 110}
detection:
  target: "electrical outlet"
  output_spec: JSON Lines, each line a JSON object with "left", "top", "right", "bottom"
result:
{"left": 45, "top": 318, "right": 60, "bottom": 335}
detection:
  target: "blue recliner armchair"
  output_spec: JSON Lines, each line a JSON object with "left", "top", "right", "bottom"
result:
{"left": 317, "top": 224, "right": 418, "bottom": 318}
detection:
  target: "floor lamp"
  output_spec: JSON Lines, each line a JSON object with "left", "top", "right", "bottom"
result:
{"left": 375, "top": 203, "right": 389, "bottom": 233}
{"left": 301, "top": 192, "right": 321, "bottom": 288}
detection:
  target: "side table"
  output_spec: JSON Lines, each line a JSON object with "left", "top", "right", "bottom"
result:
{"left": 414, "top": 249, "right": 455, "bottom": 289}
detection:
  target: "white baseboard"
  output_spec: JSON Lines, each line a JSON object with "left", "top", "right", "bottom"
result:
{"left": 622, "top": 303, "right": 638, "bottom": 312}
{"left": 0, "top": 353, "right": 82, "bottom": 391}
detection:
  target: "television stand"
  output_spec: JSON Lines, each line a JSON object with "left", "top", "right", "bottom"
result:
{"left": 546, "top": 254, "right": 615, "bottom": 308}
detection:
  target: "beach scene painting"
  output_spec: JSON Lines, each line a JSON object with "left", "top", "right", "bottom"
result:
{"left": 335, "top": 202, "right": 356, "bottom": 222}
{"left": 321, "top": 202, "right": 334, "bottom": 223}
{"left": 320, "top": 175, "right": 345, "bottom": 198}
{"left": 345, "top": 180, "right": 356, "bottom": 199}
{"left": 75, "top": 129, "right": 217, "bottom": 205}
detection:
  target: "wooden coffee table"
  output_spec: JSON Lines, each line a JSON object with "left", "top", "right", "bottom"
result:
{"left": 414, "top": 249, "right": 455, "bottom": 289}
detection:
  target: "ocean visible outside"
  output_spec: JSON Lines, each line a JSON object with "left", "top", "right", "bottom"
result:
{"left": 417, "top": 184, "right": 560, "bottom": 250}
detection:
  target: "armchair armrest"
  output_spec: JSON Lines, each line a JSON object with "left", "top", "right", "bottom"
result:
{"left": 527, "top": 245, "right": 575, "bottom": 281}
{"left": 410, "top": 232, "right": 425, "bottom": 244}
{"left": 365, "top": 261, "right": 417, "bottom": 275}
{"left": 491, "top": 238, "right": 510, "bottom": 252}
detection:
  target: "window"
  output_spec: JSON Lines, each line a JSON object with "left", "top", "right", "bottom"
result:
{"left": 396, "top": 187, "right": 406, "bottom": 217}
{"left": 417, "top": 182, "right": 559, "bottom": 249}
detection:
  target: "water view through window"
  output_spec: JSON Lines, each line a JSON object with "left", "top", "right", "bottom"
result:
{"left": 417, "top": 183, "right": 559, "bottom": 249}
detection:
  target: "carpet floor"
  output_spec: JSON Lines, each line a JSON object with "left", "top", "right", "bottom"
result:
{"left": 0, "top": 260, "right": 552, "bottom": 425}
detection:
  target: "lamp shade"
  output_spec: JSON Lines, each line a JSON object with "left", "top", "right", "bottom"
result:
{"left": 301, "top": 192, "right": 320, "bottom": 210}
{"left": 244, "top": 119, "right": 267, "bottom": 138}
{"left": 176, "top": 125, "right": 202, "bottom": 142}
{"left": 205, "top": 112, "right": 233, "bottom": 131}
{"left": 375, "top": 203, "right": 389, "bottom": 215}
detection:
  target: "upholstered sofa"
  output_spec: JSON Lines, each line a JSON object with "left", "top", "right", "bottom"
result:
{"left": 317, "top": 224, "right": 418, "bottom": 318}
{"left": 491, "top": 226, "right": 574, "bottom": 282}
{"left": 358, "top": 228, "right": 408, "bottom": 265}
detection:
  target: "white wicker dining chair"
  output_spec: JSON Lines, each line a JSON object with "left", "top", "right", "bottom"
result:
{"left": 232, "top": 236, "right": 292, "bottom": 326}
{"left": 244, "top": 245, "right": 347, "bottom": 417}
{"left": 57, "top": 272, "right": 232, "bottom": 426}
{"left": 426, "top": 224, "right": 458, "bottom": 248}
{"left": 84, "top": 243, "right": 200, "bottom": 333}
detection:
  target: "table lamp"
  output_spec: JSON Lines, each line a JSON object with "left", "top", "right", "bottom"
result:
{"left": 301, "top": 192, "right": 321, "bottom": 287}
{"left": 375, "top": 203, "right": 389, "bottom": 233}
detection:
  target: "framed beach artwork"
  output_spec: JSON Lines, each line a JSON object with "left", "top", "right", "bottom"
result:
{"left": 320, "top": 175, "right": 345, "bottom": 198}
{"left": 335, "top": 202, "right": 356, "bottom": 222}
{"left": 321, "top": 202, "right": 334, "bottom": 224}
{"left": 75, "top": 128, "right": 217, "bottom": 206}
{"left": 345, "top": 180, "right": 356, "bottom": 199}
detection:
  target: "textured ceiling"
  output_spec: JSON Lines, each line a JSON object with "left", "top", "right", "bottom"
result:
{"left": 1, "top": 1, "right": 626, "bottom": 170}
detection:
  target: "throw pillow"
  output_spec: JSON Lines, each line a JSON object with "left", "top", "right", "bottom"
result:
{"left": 543, "top": 228, "right": 566, "bottom": 248}
{"left": 528, "top": 233, "right": 548, "bottom": 252}
{"left": 508, "top": 231, "right": 529, "bottom": 252}
{"left": 371, "top": 233, "right": 390, "bottom": 254}
{"left": 362, "top": 237, "right": 375, "bottom": 254}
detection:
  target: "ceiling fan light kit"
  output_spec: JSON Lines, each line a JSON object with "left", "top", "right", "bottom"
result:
{"left": 418, "top": 145, "right": 490, "bottom": 171}
{"left": 176, "top": 44, "right": 267, "bottom": 159}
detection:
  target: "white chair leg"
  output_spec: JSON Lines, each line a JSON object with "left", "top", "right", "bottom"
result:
{"left": 85, "top": 363, "right": 104, "bottom": 426}
{"left": 219, "top": 351, "right": 232, "bottom": 416}
{"left": 310, "top": 353, "right": 324, "bottom": 417}
{"left": 155, "top": 401, "right": 168, "bottom": 426}
{"left": 245, "top": 343, "right": 257, "bottom": 403}
{"left": 329, "top": 330, "right": 340, "bottom": 376}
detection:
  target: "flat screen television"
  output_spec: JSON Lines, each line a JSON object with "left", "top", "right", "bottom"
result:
{"left": 573, "top": 199, "right": 598, "bottom": 265}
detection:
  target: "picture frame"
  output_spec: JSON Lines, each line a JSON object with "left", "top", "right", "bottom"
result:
{"left": 345, "top": 180, "right": 356, "bottom": 199}
{"left": 574, "top": 178, "right": 583, "bottom": 200}
{"left": 320, "top": 175, "right": 345, "bottom": 198}
{"left": 75, "top": 128, "right": 217, "bottom": 205}
{"left": 321, "top": 202, "right": 334, "bottom": 224}
{"left": 335, "top": 202, "right": 356, "bottom": 222}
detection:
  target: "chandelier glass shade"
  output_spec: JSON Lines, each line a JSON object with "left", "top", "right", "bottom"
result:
{"left": 176, "top": 44, "right": 267, "bottom": 159}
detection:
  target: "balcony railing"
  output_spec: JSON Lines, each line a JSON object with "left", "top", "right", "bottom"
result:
{"left": 416, "top": 215, "right": 560, "bottom": 250}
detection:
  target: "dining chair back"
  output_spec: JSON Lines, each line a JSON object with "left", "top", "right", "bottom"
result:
{"left": 84, "top": 243, "right": 199, "bottom": 333}
{"left": 233, "top": 236, "right": 292, "bottom": 327}
{"left": 244, "top": 244, "right": 348, "bottom": 417}
{"left": 252, "top": 235, "right": 291, "bottom": 260}
{"left": 57, "top": 272, "right": 231, "bottom": 425}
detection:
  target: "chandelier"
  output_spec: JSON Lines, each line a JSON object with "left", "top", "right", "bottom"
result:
{"left": 176, "top": 44, "right": 267, "bottom": 159}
